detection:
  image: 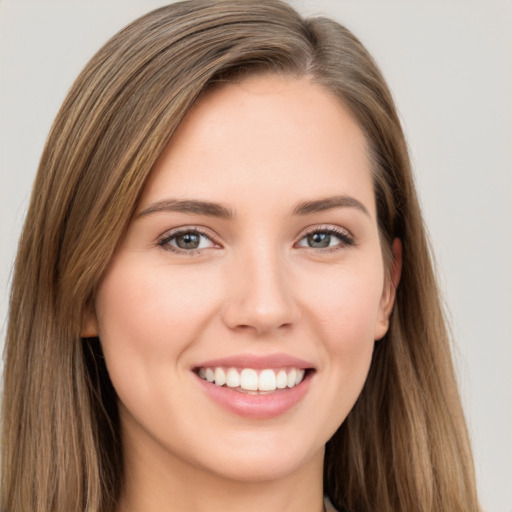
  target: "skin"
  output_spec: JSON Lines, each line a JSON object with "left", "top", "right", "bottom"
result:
{"left": 84, "top": 74, "right": 401, "bottom": 512}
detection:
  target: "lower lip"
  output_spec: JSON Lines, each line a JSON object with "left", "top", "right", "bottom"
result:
{"left": 195, "top": 372, "right": 313, "bottom": 419}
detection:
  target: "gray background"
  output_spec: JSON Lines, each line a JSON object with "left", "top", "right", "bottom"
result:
{"left": 1, "top": 1, "right": 511, "bottom": 510}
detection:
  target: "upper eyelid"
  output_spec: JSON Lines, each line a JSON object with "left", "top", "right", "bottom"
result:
{"left": 296, "top": 224, "right": 353, "bottom": 239}
{"left": 295, "top": 226, "right": 356, "bottom": 251}
{"left": 159, "top": 225, "right": 216, "bottom": 239}
{"left": 157, "top": 226, "right": 221, "bottom": 247}
{"left": 156, "top": 224, "right": 354, "bottom": 247}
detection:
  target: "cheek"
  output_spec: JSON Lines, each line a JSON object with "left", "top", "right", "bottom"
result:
{"left": 305, "top": 261, "right": 384, "bottom": 340}
{"left": 97, "top": 257, "right": 217, "bottom": 335}
{"left": 93, "top": 258, "right": 222, "bottom": 389}
{"left": 290, "top": 260, "right": 384, "bottom": 437}
{"left": 301, "top": 260, "right": 384, "bottom": 382}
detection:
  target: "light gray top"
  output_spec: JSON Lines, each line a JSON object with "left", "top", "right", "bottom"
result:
{"left": 324, "top": 496, "right": 339, "bottom": 512}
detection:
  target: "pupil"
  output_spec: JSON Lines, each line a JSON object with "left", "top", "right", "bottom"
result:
{"left": 176, "top": 233, "right": 200, "bottom": 249}
{"left": 308, "top": 232, "right": 330, "bottom": 248}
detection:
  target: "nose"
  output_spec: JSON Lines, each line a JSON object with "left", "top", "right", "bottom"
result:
{"left": 221, "top": 248, "right": 300, "bottom": 335}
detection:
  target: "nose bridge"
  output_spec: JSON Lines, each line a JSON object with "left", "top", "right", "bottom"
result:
{"left": 222, "top": 239, "right": 298, "bottom": 334}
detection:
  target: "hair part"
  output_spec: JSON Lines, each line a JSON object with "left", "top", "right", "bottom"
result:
{"left": 2, "top": 2, "right": 480, "bottom": 511}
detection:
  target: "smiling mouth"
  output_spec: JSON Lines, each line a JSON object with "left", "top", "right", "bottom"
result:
{"left": 194, "top": 366, "right": 311, "bottom": 394}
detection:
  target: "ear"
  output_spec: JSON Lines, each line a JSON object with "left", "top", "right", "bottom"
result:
{"left": 81, "top": 302, "right": 99, "bottom": 338}
{"left": 374, "top": 238, "right": 402, "bottom": 340}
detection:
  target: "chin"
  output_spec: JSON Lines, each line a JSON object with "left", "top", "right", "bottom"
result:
{"left": 192, "top": 433, "right": 325, "bottom": 483}
{"left": 208, "top": 453, "right": 318, "bottom": 483}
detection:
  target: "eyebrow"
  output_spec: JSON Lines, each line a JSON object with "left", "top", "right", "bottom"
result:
{"left": 292, "top": 195, "right": 370, "bottom": 217}
{"left": 137, "top": 199, "right": 233, "bottom": 219}
{"left": 137, "top": 194, "right": 369, "bottom": 220}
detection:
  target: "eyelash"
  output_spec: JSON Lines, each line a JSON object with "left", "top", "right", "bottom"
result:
{"left": 157, "top": 227, "right": 219, "bottom": 256}
{"left": 157, "top": 226, "right": 355, "bottom": 255}
{"left": 296, "top": 226, "right": 355, "bottom": 252}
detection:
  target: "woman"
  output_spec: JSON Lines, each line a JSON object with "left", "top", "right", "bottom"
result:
{"left": 1, "top": 1, "right": 481, "bottom": 511}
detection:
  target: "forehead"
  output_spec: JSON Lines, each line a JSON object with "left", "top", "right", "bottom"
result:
{"left": 139, "top": 74, "right": 375, "bottom": 218}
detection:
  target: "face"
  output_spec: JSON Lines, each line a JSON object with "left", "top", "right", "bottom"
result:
{"left": 85, "top": 75, "right": 398, "bottom": 484}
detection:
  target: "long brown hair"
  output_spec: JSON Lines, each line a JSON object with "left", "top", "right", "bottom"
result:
{"left": 2, "top": 1, "right": 480, "bottom": 511}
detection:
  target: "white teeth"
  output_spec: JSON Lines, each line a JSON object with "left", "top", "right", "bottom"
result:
{"left": 240, "top": 368, "right": 259, "bottom": 391}
{"left": 226, "top": 368, "right": 240, "bottom": 388}
{"left": 258, "top": 369, "right": 276, "bottom": 391}
{"left": 205, "top": 368, "right": 215, "bottom": 383}
{"left": 287, "top": 368, "right": 297, "bottom": 388}
{"left": 214, "top": 367, "right": 226, "bottom": 386}
{"left": 198, "top": 366, "right": 308, "bottom": 392}
{"left": 276, "top": 370, "right": 288, "bottom": 389}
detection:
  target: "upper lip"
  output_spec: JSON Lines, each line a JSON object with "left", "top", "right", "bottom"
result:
{"left": 194, "top": 353, "right": 314, "bottom": 370}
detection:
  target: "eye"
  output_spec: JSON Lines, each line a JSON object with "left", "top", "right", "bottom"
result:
{"left": 158, "top": 228, "right": 217, "bottom": 253}
{"left": 296, "top": 228, "right": 354, "bottom": 250}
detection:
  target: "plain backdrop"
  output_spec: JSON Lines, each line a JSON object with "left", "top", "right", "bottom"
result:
{"left": 0, "top": 1, "right": 511, "bottom": 511}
